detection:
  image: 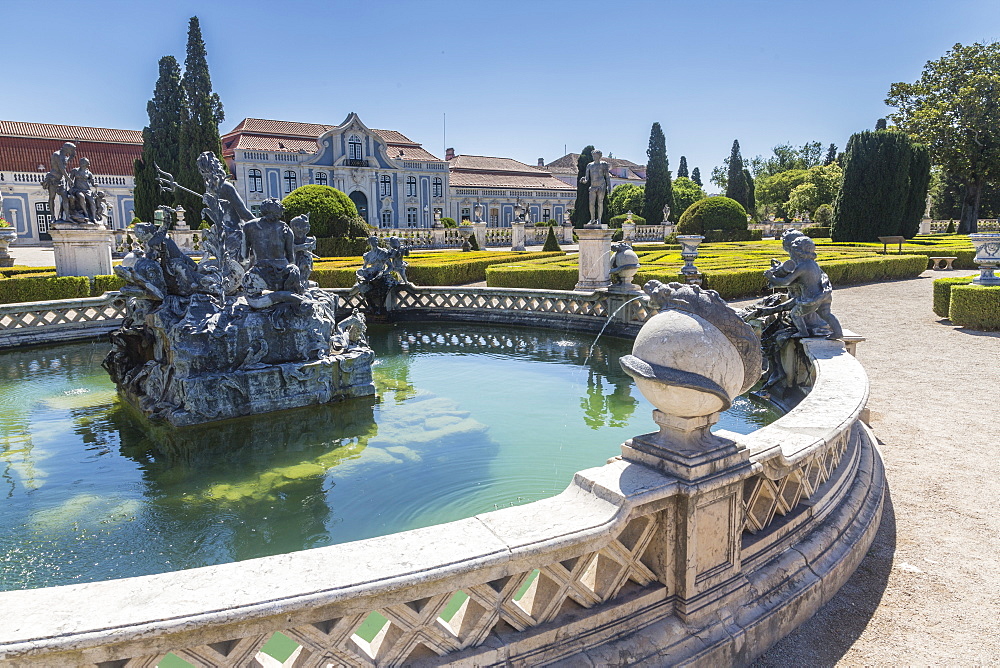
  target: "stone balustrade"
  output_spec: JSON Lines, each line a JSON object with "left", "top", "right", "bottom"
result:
{"left": 0, "top": 287, "right": 882, "bottom": 666}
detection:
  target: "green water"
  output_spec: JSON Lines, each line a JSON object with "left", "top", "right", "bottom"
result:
{"left": 0, "top": 322, "right": 780, "bottom": 591}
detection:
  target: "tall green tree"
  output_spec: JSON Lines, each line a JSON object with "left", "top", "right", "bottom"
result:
{"left": 725, "top": 140, "right": 750, "bottom": 212}
{"left": 671, "top": 176, "right": 706, "bottom": 219}
{"left": 571, "top": 146, "right": 597, "bottom": 227}
{"left": 691, "top": 167, "right": 702, "bottom": 187}
{"left": 823, "top": 143, "right": 838, "bottom": 166}
{"left": 833, "top": 130, "right": 927, "bottom": 241}
{"left": 743, "top": 168, "right": 755, "bottom": 219}
{"left": 901, "top": 142, "right": 932, "bottom": 237}
{"left": 609, "top": 183, "right": 644, "bottom": 217}
{"left": 134, "top": 55, "right": 185, "bottom": 221}
{"left": 178, "top": 16, "right": 225, "bottom": 214}
{"left": 887, "top": 41, "right": 1000, "bottom": 233}
{"left": 677, "top": 155, "right": 689, "bottom": 178}
{"left": 875, "top": 118, "right": 888, "bottom": 131}
{"left": 641, "top": 122, "right": 672, "bottom": 224}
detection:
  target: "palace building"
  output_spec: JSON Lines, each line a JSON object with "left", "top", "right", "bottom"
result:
{"left": 0, "top": 121, "right": 140, "bottom": 243}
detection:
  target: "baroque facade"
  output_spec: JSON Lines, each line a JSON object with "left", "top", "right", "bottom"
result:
{"left": 0, "top": 121, "right": 140, "bottom": 244}
{"left": 222, "top": 115, "right": 449, "bottom": 228}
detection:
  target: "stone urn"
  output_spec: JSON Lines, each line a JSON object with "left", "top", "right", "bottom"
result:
{"left": 609, "top": 242, "right": 641, "bottom": 292}
{"left": 969, "top": 233, "right": 1000, "bottom": 286}
{"left": 0, "top": 226, "right": 17, "bottom": 268}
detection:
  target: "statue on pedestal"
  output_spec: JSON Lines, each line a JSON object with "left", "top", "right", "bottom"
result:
{"left": 43, "top": 142, "right": 108, "bottom": 227}
{"left": 580, "top": 149, "right": 611, "bottom": 227}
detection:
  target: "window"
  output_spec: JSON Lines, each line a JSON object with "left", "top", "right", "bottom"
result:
{"left": 461, "top": 207, "right": 471, "bottom": 221}
{"left": 248, "top": 168, "right": 263, "bottom": 192}
{"left": 382, "top": 211, "right": 392, "bottom": 227}
{"left": 315, "top": 171, "right": 328, "bottom": 186}
{"left": 406, "top": 207, "right": 418, "bottom": 227}
{"left": 283, "top": 170, "right": 297, "bottom": 193}
{"left": 348, "top": 135, "right": 364, "bottom": 166}
{"left": 543, "top": 208, "right": 551, "bottom": 222}
{"left": 380, "top": 174, "right": 392, "bottom": 197}
{"left": 406, "top": 176, "right": 417, "bottom": 197}
{"left": 432, "top": 177, "right": 443, "bottom": 197}
{"left": 35, "top": 201, "right": 52, "bottom": 236}
{"left": 490, "top": 209, "right": 499, "bottom": 225}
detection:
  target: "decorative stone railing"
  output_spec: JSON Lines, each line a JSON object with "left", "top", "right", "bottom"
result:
{"left": 0, "top": 288, "right": 882, "bottom": 666}
{"left": 484, "top": 226, "right": 513, "bottom": 247}
{"left": 0, "top": 292, "right": 125, "bottom": 348}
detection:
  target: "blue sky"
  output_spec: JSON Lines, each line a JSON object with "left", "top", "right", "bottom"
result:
{"left": 4, "top": 0, "right": 998, "bottom": 185}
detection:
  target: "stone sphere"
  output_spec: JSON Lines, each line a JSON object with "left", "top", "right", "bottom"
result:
{"left": 628, "top": 309, "right": 745, "bottom": 418}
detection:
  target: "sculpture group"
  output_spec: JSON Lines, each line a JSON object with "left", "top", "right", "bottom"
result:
{"left": 104, "top": 151, "right": 375, "bottom": 426}
{"left": 42, "top": 142, "right": 109, "bottom": 226}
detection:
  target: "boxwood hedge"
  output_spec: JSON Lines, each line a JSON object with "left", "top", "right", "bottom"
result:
{"left": 949, "top": 284, "right": 1000, "bottom": 330}
{"left": 932, "top": 275, "right": 975, "bottom": 318}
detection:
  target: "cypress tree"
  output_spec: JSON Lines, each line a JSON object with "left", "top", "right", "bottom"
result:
{"left": 691, "top": 167, "right": 702, "bottom": 187}
{"left": 178, "top": 16, "right": 225, "bottom": 214}
{"left": 677, "top": 156, "right": 689, "bottom": 178}
{"left": 823, "top": 143, "right": 837, "bottom": 166}
{"left": 134, "top": 56, "right": 185, "bottom": 222}
{"left": 571, "top": 145, "right": 595, "bottom": 227}
{"left": 743, "top": 168, "right": 756, "bottom": 219}
{"left": 725, "top": 140, "right": 750, "bottom": 212}
{"left": 875, "top": 118, "right": 888, "bottom": 131}
{"left": 832, "top": 130, "right": 914, "bottom": 241}
{"left": 900, "top": 142, "right": 931, "bottom": 238}
{"left": 641, "top": 122, "right": 672, "bottom": 224}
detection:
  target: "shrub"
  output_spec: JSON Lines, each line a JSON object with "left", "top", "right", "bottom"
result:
{"left": 0, "top": 275, "right": 90, "bottom": 304}
{"left": 468, "top": 233, "right": 481, "bottom": 251}
{"left": 949, "top": 284, "right": 1000, "bottom": 329}
{"left": 609, "top": 214, "right": 647, "bottom": 227}
{"left": 813, "top": 204, "right": 834, "bottom": 226}
{"left": 672, "top": 176, "right": 707, "bottom": 221}
{"left": 486, "top": 264, "right": 579, "bottom": 290}
{"left": 315, "top": 237, "right": 369, "bottom": 257}
{"left": 282, "top": 185, "right": 367, "bottom": 238}
{"left": 946, "top": 221, "right": 956, "bottom": 233}
{"left": 542, "top": 226, "right": 562, "bottom": 252}
{"left": 932, "top": 275, "right": 975, "bottom": 317}
{"left": 703, "top": 228, "right": 761, "bottom": 242}
{"left": 440, "top": 217, "right": 457, "bottom": 228}
{"left": 677, "top": 197, "right": 748, "bottom": 236}
{"left": 802, "top": 226, "right": 831, "bottom": 238}
{"left": 92, "top": 274, "right": 125, "bottom": 295}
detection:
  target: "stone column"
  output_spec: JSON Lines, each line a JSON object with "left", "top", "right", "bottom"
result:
{"left": 511, "top": 221, "right": 526, "bottom": 251}
{"left": 173, "top": 206, "right": 189, "bottom": 231}
{"left": 472, "top": 222, "right": 487, "bottom": 249}
{"left": 431, "top": 226, "right": 446, "bottom": 249}
{"left": 574, "top": 227, "right": 613, "bottom": 291}
{"left": 50, "top": 225, "right": 114, "bottom": 277}
{"left": 561, "top": 222, "right": 575, "bottom": 244}
{"left": 622, "top": 222, "right": 636, "bottom": 244}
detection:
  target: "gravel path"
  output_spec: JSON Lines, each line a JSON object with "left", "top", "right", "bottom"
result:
{"left": 753, "top": 269, "right": 1000, "bottom": 666}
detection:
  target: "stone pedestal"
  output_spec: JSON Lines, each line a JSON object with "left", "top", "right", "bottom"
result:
{"left": 169, "top": 229, "right": 201, "bottom": 254}
{"left": 431, "top": 226, "right": 446, "bottom": 248}
{"left": 574, "top": 227, "right": 613, "bottom": 291}
{"left": 50, "top": 225, "right": 114, "bottom": 277}
{"left": 561, "top": 222, "right": 575, "bottom": 244}
{"left": 919, "top": 216, "right": 932, "bottom": 235}
{"left": 511, "top": 221, "right": 526, "bottom": 251}
{"left": 622, "top": 222, "right": 636, "bottom": 244}
{"left": 472, "top": 222, "right": 487, "bottom": 249}
{"left": 0, "top": 229, "right": 17, "bottom": 268}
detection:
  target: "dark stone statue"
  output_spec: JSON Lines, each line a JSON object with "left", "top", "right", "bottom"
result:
{"left": 353, "top": 235, "right": 411, "bottom": 318}
{"left": 42, "top": 142, "right": 108, "bottom": 226}
{"left": 103, "top": 152, "right": 374, "bottom": 427}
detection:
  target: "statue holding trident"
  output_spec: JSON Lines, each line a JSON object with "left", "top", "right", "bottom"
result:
{"left": 580, "top": 149, "right": 612, "bottom": 227}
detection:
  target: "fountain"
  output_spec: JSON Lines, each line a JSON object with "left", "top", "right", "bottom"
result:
{"left": 102, "top": 153, "right": 375, "bottom": 426}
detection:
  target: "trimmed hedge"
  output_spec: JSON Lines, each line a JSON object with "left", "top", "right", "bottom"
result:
{"left": 802, "top": 226, "right": 831, "bottom": 238}
{"left": 949, "top": 284, "right": 1000, "bottom": 330}
{"left": 1, "top": 266, "right": 58, "bottom": 278}
{"left": 0, "top": 275, "right": 90, "bottom": 304}
{"left": 932, "top": 276, "right": 975, "bottom": 318}
{"left": 677, "top": 197, "right": 748, "bottom": 235}
{"left": 92, "top": 274, "right": 125, "bottom": 295}
{"left": 315, "top": 237, "right": 370, "bottom": 257}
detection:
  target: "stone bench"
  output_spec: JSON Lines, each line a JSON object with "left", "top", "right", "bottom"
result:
{"left": 878, "top": 235, "right": 906, "bottom": 254}
{"left": 930, "top": 256, "right": 957, "bottom": 270}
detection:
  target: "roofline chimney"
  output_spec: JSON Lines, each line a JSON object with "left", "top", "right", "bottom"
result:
{"left": 538, "top": 158, "right": 544, "bottom": 166}
{"left": 445, "top": 147, "right": 455, "bottom": 161}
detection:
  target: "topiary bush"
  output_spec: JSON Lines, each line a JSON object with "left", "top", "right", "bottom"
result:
{"left": 542, "top": 226, "right": 562, "bottom": 252}
{"left": 282, "top": 185, "right": 368, "bottom": 238}
{"left": 802, "top": 226, "right": 831, "bottom": 238}
{"left": 932, "top": 275, "right": 975, "bottom": 317}
{"left": 0, "top": 275, "right": 90, "bottom": 304}
{"left": 949, "top": 284, "right": 1000, "bottom": 329}
{"left": 315, "top": 237, "right": 370, "bottom": 257}
{"left": 440, "top": 217, "right": 458, "bottom": 228}
{"left": 676, "top": 197, "right": 748, "bottom": 236}
{"left": 813, "top": 204, "right": 834, "bottom": 226}
{"left": 609, "top": 214, "right": 647, "bottom": 227}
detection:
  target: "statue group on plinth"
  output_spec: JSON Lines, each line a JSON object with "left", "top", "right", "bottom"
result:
{"left": 352, "top": 234, "right": 411, "bottom": 318}
{"left": 103, "top": 151, "right": 375, "bottom": 427}
{"left": 42, "top": 142, "right": 109, "bottom": 227}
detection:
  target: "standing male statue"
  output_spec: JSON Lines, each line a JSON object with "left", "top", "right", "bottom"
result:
{"left": 580, "top": 149, "right": 612, "bottom": 227}
{"left": 42, "top": 142, "right": 76, "bottom": 221}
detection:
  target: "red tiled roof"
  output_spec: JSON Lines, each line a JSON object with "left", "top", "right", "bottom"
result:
{"left": 448, "top": 171, "right": 574, "bottom": 190}
{"left": 225, "top": 118, "right": 335, "bottom": 138}
{"left": 372, "top": 129, "right": 419, "bottom": 146}
{"left": 222, "top": 119, "right": 439, "bottom": 160}
{"left": 545, "top": 153, "right": 644, "bottom": 171}
{"left": 449, "top": 155, "right": 550, "bottom": 175}
{"left": 228, "top": 135, "right": 318, "bottom": 152}
{"left": 0, "top": 120, "right": 142, "bottom": 145}
{"left": 0, "top": 137, "right": 141, "bottom": 175}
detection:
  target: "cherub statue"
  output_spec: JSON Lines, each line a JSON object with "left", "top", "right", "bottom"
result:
{"left": 290, "top": 212, "right": 316, "bottom": 290}
{"left": 764, "top": 232, "right": 842, "bottom": 339}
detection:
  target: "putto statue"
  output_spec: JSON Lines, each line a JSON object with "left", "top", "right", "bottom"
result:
{"left": 580, "top": 149, "right": 612, "bottom": 227}
{"left": 352, "top": 234, "right": 411, "bottom": 319}
{"left": 42, "top": 142, "right": 108, "bottom": 226}
{"left": 103, "top": 151, "right": 374, "bottom": 427}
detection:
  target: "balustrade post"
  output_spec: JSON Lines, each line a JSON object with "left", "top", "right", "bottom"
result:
{"left": 622, "top": 222, "right": 636, "bottom": 244}
{"left": 574, "top": 227, "right": 613, "bottom": 291}
{"left": 472, "top": 222, "right": 487, "bottom": 249}
{"left": 511, "top": 221, "right": 526, "bottom": 251}
{"left": 431, "top": 227, "right": 446, "bottom": 249}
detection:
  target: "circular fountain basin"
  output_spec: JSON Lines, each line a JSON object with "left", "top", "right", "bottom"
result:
{"left": 0, "top": 322, "right": 779, "bottom": 592}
